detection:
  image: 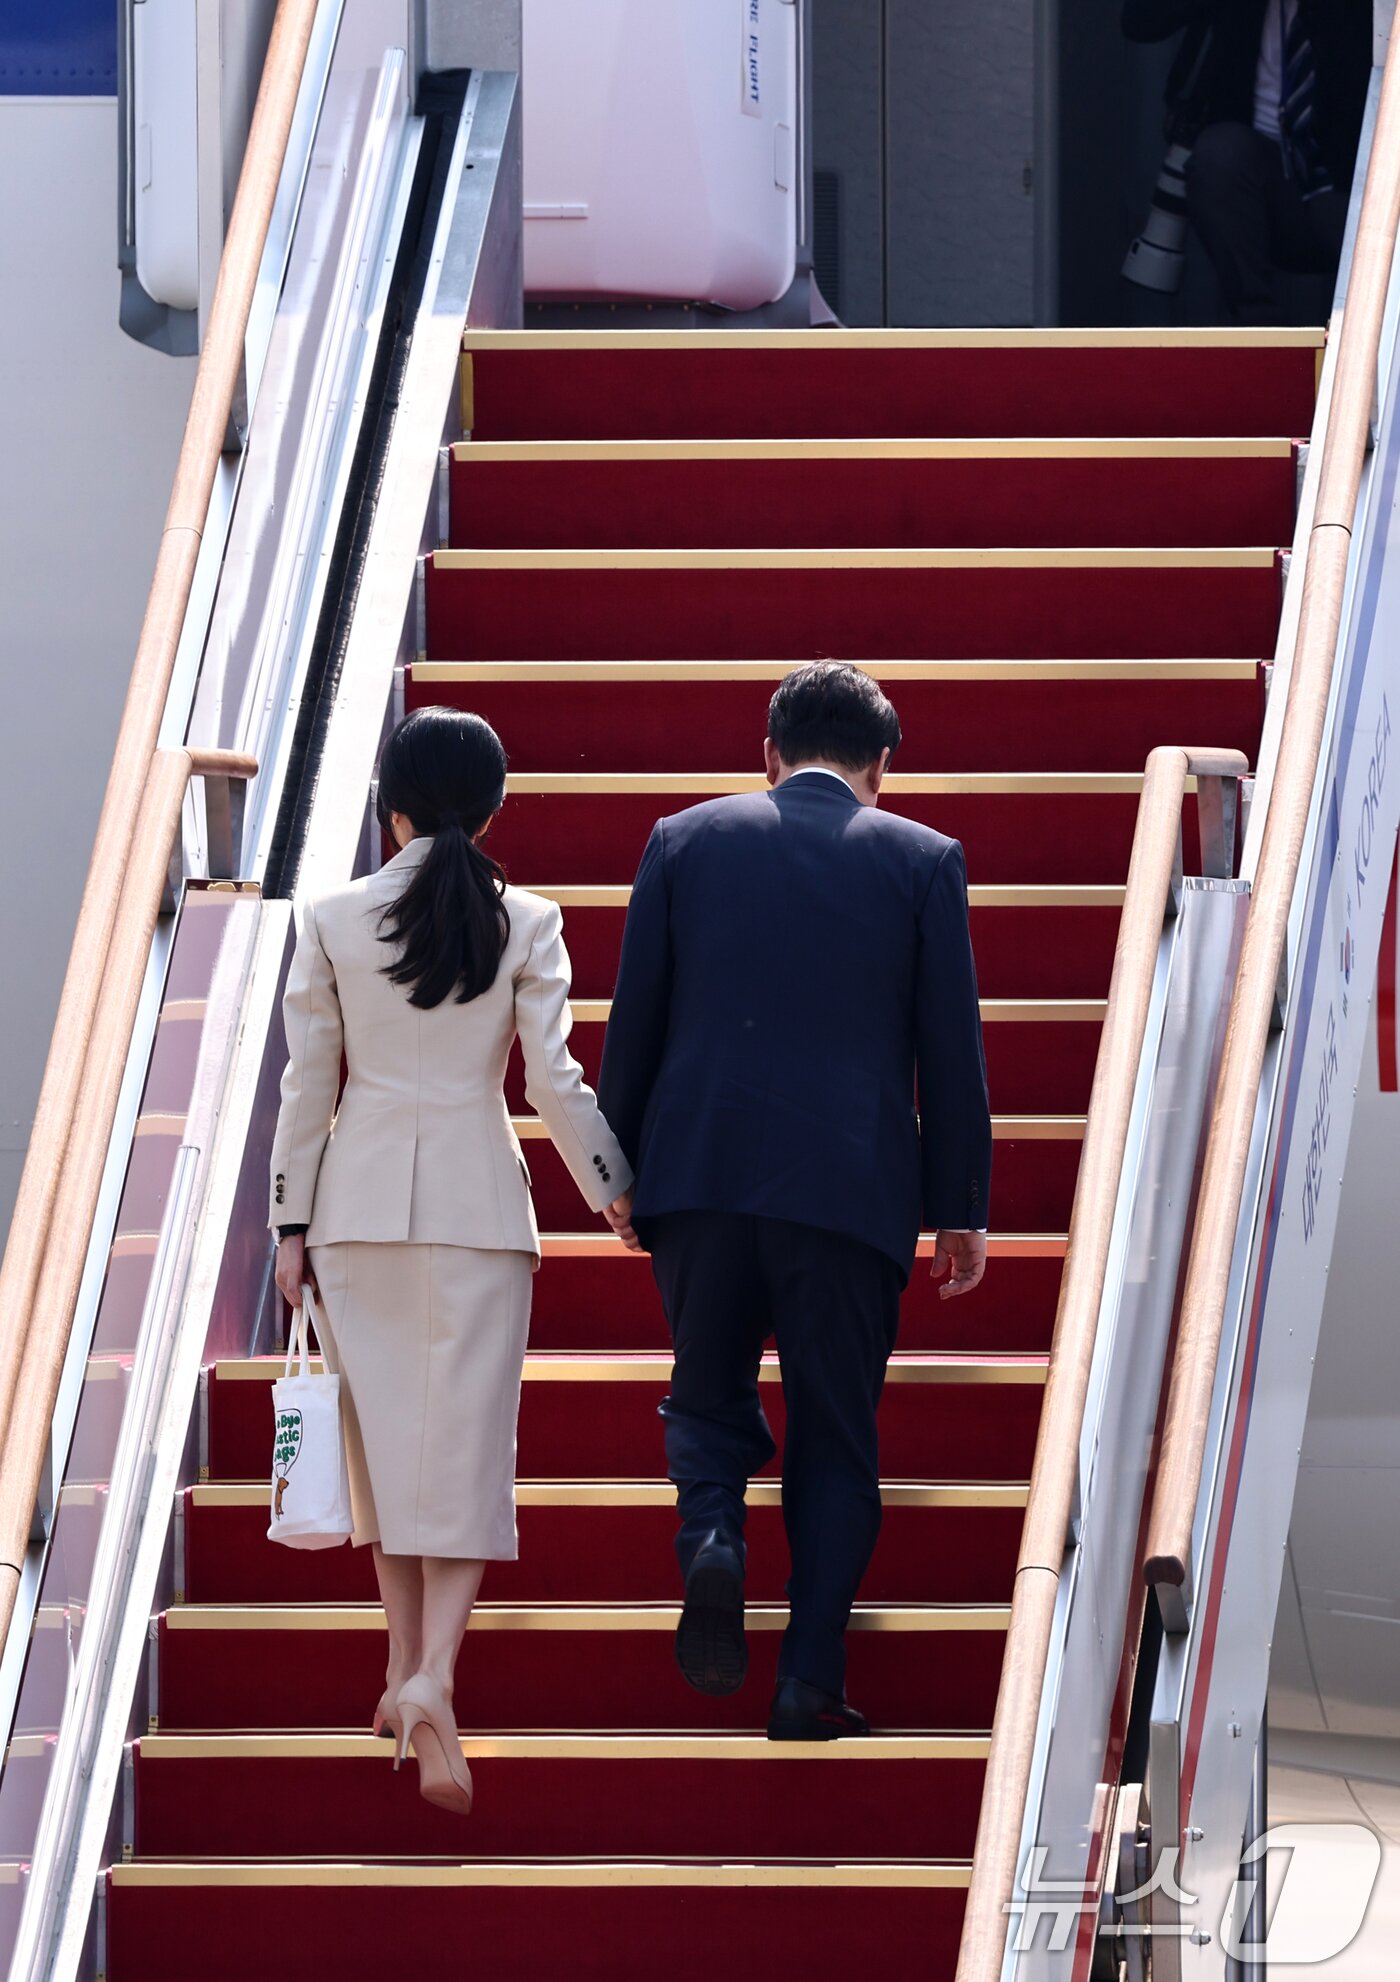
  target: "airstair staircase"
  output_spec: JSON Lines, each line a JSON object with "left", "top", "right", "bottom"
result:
{"left": 100, "top": 326, "right": 1318, "bottom": 1976}
{"left": 6, "top": 10, "right": 1399, "bottom": 1976}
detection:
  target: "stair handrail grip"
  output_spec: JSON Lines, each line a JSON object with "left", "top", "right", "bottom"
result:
{"left": 0, "top": 0, "right": 316, "bottom": 1645}
{"left": 955, "top": 743, "right": 1248, "bottom": 1980}
{"left": 1142, "top": 37, "right": 1400, "bottom": 1625}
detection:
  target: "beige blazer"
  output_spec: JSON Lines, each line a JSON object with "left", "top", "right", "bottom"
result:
{"left": 269, "top": 836, "right": 632, "bottom": 1256}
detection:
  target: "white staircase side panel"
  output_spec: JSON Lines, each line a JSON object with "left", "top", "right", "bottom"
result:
{"left": 1153, "top": 252, "right": 1400, "bottom": 1974}
{"left": 1002, "top": 884, "right": 1246, "bottom": 1980}
{"left": 1274, "top": 946, "right": 1400, "bottom": 1749}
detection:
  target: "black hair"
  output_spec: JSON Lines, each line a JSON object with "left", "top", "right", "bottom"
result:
{"left": 374, "top": 707, "right": 511, "bottom": 1009}
{"left": 767, "top": 661, "right": 902, "bottom": 773}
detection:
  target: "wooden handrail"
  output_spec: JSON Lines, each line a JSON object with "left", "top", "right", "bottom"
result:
{"left": 1143, "top": 41, "right": 1400, "bottom": 1627}
{"left": 955, "top": 744, "right": 1248, "bottom": 1980}
{"left": 0, "top": 0, "right": 316, "bottom": 1640}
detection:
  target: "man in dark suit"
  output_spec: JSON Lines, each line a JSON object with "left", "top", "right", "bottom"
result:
{"left": 1123, "top": 0, "right": 1370, "bottom": 321}
{"left": 597, "top": 662, "right": 992, "bottom": 1739}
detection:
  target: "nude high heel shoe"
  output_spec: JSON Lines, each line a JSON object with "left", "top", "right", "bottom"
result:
{"left": 394, "top": 1673, "right": 474, "bottom": 1816}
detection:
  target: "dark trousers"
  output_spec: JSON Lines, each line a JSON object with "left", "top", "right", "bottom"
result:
{"left": 646, "top": 1210, "right": 902, "bottom": 1698}
{"left": 1185, "top": 122, "right": 1348, "bottom": 324}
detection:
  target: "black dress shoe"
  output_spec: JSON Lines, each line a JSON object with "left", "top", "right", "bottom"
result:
{"left": 675, "top": 1531, "right": 747, "bottom": 1696}
{"left": 766, "top": 1676, "right": 871, "bottom": 1740}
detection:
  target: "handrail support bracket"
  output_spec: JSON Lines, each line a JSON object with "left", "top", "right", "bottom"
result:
{"left": 1196, "top": 769, "right": 1240, "bottom": 882}
{"left": 162, "top": 754, "right": 258, "bottom": 912}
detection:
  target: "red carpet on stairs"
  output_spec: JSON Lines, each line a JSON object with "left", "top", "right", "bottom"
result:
{"left": 107, "top": 326, "right": 1309, "bottom": 1980}
{"left": 457, "top": 328, "right": 1322, "bottom": 439}
{"left": 479, "top": 781, "right": 1205, "bottom": 885}
{"left": 423, "top": 548, "right": 1282, "bottom": 662}
{"left": 409, "top": 660, "right": 1266, "bottom": 774}
{"left": 448, "top": 440, "right": 1297, "bottom": 550}
{"left": 498, "top": 887, "right": 1126, "bottom": 1001}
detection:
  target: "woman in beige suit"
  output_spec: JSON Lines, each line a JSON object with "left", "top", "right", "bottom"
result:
{"left": 270, "top": 707, "right": 634, "bottom": 1816}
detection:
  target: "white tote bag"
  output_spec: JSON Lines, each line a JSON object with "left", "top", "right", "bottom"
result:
{"left": 268, "top": 1286, "right": 352, "bottom": 1550}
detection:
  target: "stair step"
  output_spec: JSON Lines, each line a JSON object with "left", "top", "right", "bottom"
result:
{"left": 520, "top": 883, "right": 1126, "bottom": 1001}
{"left": 447, "top": 437, "right": 1298, "bottom": 550}
{"left": 410, "top": 656, "right": 1266, "bottom": 775}
{"left": 459, "top": 326, "right": 1322, "bottom": 441}
{"left": 108, "top": 1858, "right": 970, "bottom": 1982}
{"left": 484, "top": 775, "right": 1205, "bottom": 886}
{"left": 509, "top": 1122, "right": 1080, "bottom": 1236}
{"left": 183, "top": 1480, "right": 1028, "bottom": 1606}
{"left": 155, "top": 1602, "right": 1009, "bottom": 1734}
{"left": 208, "top": 1351, "right": 1048, "bottom": 1488}
{"left": 424, "top": 546, "right": 1281, "bottom": 663}
{"left": 506, "top": 999, "right": 1103, "bottom": 1116}
{"left": 521, "top": 1234, "right": 1067, "bottom": 1354}
{"left": 132, "top": 1731, "right": 989, "bottom": 1861}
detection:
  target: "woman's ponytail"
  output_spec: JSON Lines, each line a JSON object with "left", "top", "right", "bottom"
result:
{"left": 373, "top": 710, "right": 512, "bottom": 1009}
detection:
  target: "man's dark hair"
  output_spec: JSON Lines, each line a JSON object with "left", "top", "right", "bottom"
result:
{"left": 767, "top": 661, "right": 902, "bottom": 773}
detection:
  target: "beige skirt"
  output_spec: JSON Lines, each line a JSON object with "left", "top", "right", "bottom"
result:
{"left": 308, "top": 1241, "right": 534, "bottom": 1559}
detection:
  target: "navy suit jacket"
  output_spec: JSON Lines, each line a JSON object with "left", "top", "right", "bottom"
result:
{"left": 596, "top": 772, "right": 993, "bottom": 1284}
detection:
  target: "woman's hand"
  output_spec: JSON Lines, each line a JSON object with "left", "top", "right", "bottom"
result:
{"left": 604, "top": 1191, "right": 643, "bottom": 1253}
{"left": 275, "top": 1234, "right": 318, "bottom": 1308}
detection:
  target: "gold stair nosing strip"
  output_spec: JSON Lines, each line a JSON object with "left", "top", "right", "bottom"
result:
{"left": 413, "top": 657, "right": 1261, "bottom": 683}
{"left": 159, "top": 999, "right": 209, "bottom": 1023}
{"left": 139, "top": 1731, "right": 990, "bottom": 1762}
{"left": 111, "top": 1858, "right": 974, "bottom": 1889}
{"left": 110, "top": 1232, "right": 162, "bottom": 1258}
{"left": 81, "top": 1358, "right": 126, "bottom": 1382}
{"left": 163, "top": 1601, "right": 1010, "bottom": 1633}
{"left": 504, "top": 771, "right": 1182, "bottom": 796}
{"left": 461, "top": 324, "right": 1324, "bottom": 351}
{"left": 529, "top": 883, "right": 1128, "bottom": 910}
{"left": 214, "top": 1353, "right": 1046, "bottom": 1386}
{"left": 534, "top": 1231, "right": 1067, "bottom": 1257}
{"left": 562, "top": 997, "right": 1103, "bottom": 1025}
{"left": 190, "top": 1480, "right": 1029, "bottom": 1511}
{"left": 4, "top": 1735, "right": 50, "bottom": 1762}
{"left": 514, "top": 1113, "right": 1081, "bottom": 1142}
{"left": 133, "top": 1113, "right": 188, "bottom": 1139}
{"left": 515, "top": 1356, "right": 1047, "bottom": 1385}
{"left": 450, "top": 436, "right": 1294, "bottom": 464}
{"left": 432, "top": 545, "right": 1276, "bottom": 572}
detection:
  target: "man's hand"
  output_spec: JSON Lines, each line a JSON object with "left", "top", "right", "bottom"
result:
{"left": 604, "top": 1190, "right": 643, "bottom": 1252}
{"left": 275, "top": 1234, "right": 318, "bottom": 1308}
{"left": 932, "top": 1229, "right": 987, "bottom": 1300}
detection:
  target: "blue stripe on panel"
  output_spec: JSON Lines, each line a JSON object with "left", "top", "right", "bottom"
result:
{"left": 0, "top": 0, "right": 118, "bottom": 96}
